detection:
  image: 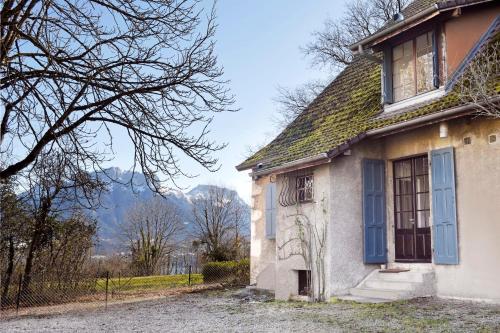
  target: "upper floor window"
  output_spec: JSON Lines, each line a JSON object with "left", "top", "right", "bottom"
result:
{"left": 383, "top": 30, "right": 439, "bottom": 107}
{"left": 392, "top": 32, "right": 435, "bottom": 102}
{"left": 296, "top": 175, "right": 313, "bottom": 202}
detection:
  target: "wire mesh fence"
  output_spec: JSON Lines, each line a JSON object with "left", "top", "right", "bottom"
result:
{"left": 0, "top": 260, "right": 249, "bottom": 319}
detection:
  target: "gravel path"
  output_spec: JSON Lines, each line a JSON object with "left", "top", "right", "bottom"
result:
{"left": 1, "top": 289, "right": 499, "bottom": 332}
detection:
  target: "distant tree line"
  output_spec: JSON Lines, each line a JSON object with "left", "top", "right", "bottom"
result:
{"left": 120, "top": 186, "right": 249, "bottom": 276}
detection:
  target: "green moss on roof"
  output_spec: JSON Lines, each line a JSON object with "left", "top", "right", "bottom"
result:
{"left": 237, "top": 56, "right": 382, "bottom": 171}
{"left": 237, "top": 28, "right": 500, "bottom": 172}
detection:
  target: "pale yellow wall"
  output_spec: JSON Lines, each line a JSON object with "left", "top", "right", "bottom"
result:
{"left": 381, "top": 117, "right": 500, "bottom": 301}
{"left": 250, "top": 176, "right": 276, "bottom": 290}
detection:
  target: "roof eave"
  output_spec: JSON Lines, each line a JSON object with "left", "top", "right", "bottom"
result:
{"left": 350, "top": 0, "right": 494, "bottom": 52}
{"left": 349, "top": 4, "right": 439, "bottom": 52}
{"left": 248, "top": 153, "right": 330, "bottom": 178}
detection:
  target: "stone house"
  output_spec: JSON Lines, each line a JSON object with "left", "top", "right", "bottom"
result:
{"left": 236, "top": 0, "right": 500, "bottom": 302}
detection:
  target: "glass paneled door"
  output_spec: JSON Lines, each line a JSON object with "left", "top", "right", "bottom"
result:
{"left": 393, "top": 155, "right": 431, "bottom": 262}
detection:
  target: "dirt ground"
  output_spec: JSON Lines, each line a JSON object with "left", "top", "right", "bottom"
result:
{"left": 1, "top": 289, "right": 499, "bottom": 332}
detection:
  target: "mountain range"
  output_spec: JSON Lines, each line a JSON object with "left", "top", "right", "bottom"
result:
{"left": 88, "top": 167, "right": 250, "bottom": 254}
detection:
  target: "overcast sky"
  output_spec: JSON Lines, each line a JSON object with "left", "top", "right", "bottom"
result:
{"left": 106, "top": 0, "right": 345, "bottom": 203}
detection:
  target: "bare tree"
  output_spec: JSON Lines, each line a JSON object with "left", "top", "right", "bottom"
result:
{"left": 458, "top": 41, "right": 500, "bottom": 118}
{"left": 303, "top": 0, "right": 409, "bottom": 71}
{"left": 274, "top": 0, "right": 410, "bottom": 128}
{"left": 0, "top": 0, "right": 235, "bottom": 192}
{"left": 191, "top": 186, "right": 247, "bottom": 261}
{"left": 123, "top": 197, "right": 183, "bottom": 276}
{"left": 272, "top": 80, "right": 326, "bottom": 130}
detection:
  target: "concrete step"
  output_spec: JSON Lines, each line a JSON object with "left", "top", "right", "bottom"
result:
{"left": 336, "top": 295, "right": 392, "bottom": 304}
{"left": 364, "top": 279, "right": 416, "bottom": 291}
{"left": 376, "top": 271, "right": 428, "bottom": 283}
{"left": 350, "top": 287, "right": 409, "bottom": 300}
{"left": 386, "top": 263, "right": 433, "bottom": 271}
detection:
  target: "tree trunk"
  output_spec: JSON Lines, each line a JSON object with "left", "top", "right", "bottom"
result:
{"left": 1, "top": 237, "right": 15, "bottom": 307}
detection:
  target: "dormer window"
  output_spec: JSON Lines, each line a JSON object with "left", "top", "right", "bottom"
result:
{"left": 383, "top": 30, "right": 439, "bottom": 105}
{"left": 393, "top": 32, "right": 434, "bottom": 102}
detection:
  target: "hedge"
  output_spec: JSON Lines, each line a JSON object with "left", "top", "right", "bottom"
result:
{"left": 202, "top": 259, "right": 250, "bottom": 285}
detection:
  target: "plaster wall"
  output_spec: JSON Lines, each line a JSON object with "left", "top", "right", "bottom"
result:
{"left": 328, "top": 142, "right": 383, "bottom": 295}
{"left": 381, "top": 117, "right": 500, "bottom": 301}
{"left": 274, "top": 164, "right": 332, "bottom": 300}
{"left": 250, "top": 176, "right": 276, "bottom": 291}
{"left": 249, "top": 116, "right": 500, "bottom": 301}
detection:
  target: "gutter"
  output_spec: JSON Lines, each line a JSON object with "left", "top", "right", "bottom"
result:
{"left": 244, "top": 98, "right": 497, "bottom": 177}
{"left": 350, "top": 5, "right": 439, "bottom": 52}
{"left": 350, "top": 0, "right": 493, "bottom": 52}
{"left": 368, "top": 95, "right": 500, "bottom": 137}
{"left": 366, "top": 103, "right": 475, "bottom": 137}
{"left": 249, "top": 153, "right": 329, "bottom": 178}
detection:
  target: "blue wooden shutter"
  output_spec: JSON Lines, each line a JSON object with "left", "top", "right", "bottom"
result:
{"left": 382, "top": 46, "right": 393, "bottom": 104}
{"left": 431, "top": 147, "right": 459, "bottom": 264}
{"left": 363, "top": 159, "right": 387, "bottom": 264}
{"left": 265, "top": 183, "right": 276, "bottom": 239}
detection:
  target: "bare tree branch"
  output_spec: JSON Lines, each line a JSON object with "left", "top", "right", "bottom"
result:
{"left": 458, "top": 40, "right": 500, "bottom": 117}
{"left": 274, "top": 0, "right": 410, "bottom": 130}
{"left": 0, "top": 0, "right": 236, "bottom": 193}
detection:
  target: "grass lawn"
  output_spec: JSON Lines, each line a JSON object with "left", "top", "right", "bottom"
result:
{"left": 95, "top": 273, "right": 204, "bottom": 292}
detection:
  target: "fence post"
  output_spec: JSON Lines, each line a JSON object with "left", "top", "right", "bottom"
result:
{"left": 105, "top": 271, "right": 109, "bottom": 310}
{"left": 188, "top": 265, "right": 191, "bottom": 286}
{"left": 15, "top": 274, "right": 22, "bottom": 315}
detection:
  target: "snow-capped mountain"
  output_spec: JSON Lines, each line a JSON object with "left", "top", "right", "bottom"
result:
{"left": 88, "top": 168, "right": 250, "bottom": 254}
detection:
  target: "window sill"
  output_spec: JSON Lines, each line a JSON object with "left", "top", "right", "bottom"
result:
{"left": 384, "top": 88, "right": 445, "bottom": 113}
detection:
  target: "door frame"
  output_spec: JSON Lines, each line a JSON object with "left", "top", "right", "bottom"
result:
{"left": 392, "top": 154, "right": 432, "bottom": 263}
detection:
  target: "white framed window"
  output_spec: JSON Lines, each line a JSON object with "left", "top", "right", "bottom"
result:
{"left": 392, "top": 31, "right": 435, "bottom": 102}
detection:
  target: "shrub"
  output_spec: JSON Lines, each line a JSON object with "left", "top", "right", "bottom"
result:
{"left": 202, "top": 259, "right": 250, "bottom": 285}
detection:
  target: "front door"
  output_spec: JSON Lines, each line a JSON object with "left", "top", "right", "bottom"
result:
{"left": 393, "top": 155, "right": 431, "bottom": 262}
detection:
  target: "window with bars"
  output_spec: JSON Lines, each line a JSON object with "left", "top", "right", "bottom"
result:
{"left": 296, "top": 175, "right": 314, "bottom": 203}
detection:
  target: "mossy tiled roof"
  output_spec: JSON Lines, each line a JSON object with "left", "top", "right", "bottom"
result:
{"left": 236, "top": 19, "right": 499, "bottom": 173}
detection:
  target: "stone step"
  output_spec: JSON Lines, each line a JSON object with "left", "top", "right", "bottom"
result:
{"left": 350, "top": 287, "right": 409, "bottom": 300}
{"left": 364, "top": 279, "right": 416, "bottom": 291}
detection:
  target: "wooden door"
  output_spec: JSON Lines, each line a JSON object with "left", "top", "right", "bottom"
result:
{"left": 394, "top": 156, "right": 431, "bottom": 262}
